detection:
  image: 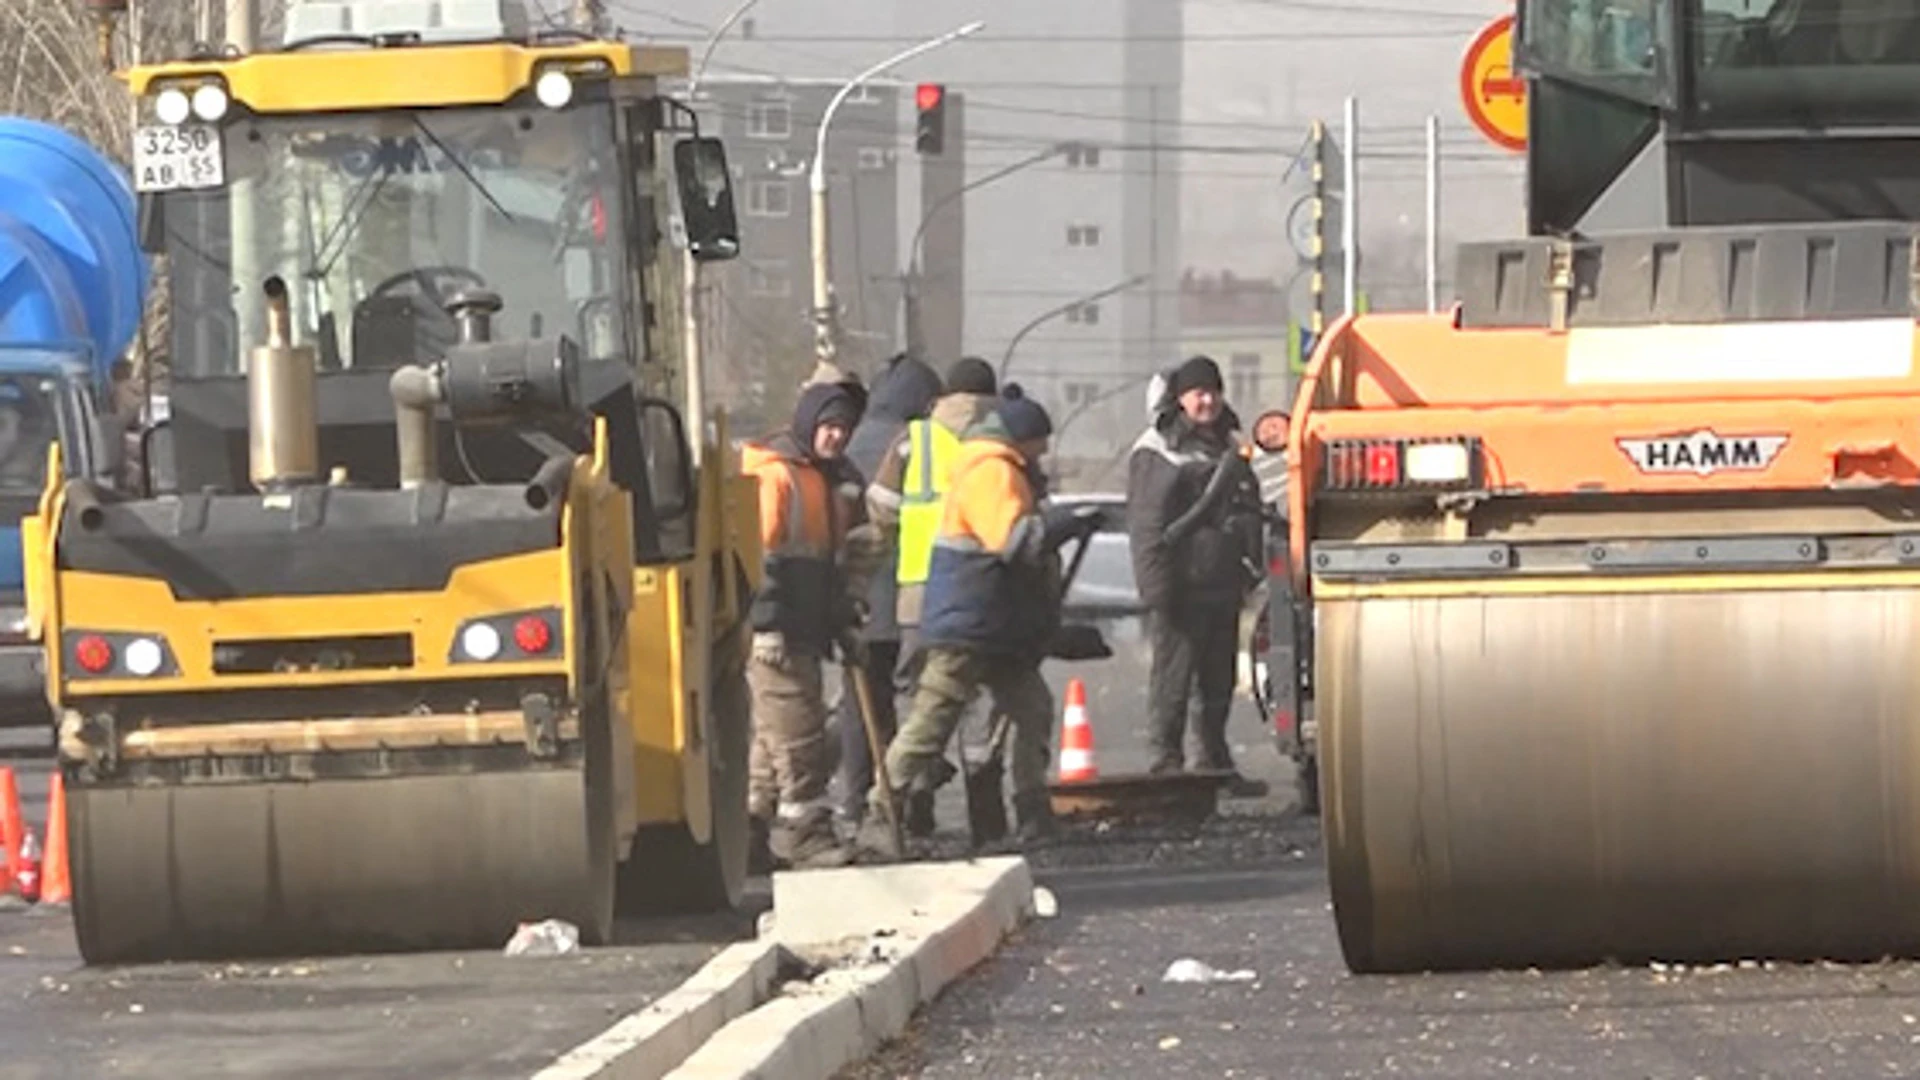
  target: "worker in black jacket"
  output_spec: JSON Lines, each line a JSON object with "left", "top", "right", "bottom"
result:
{"left": 834, "top": 353, "right": 944, "bottom": 831}
{"left": 1125, "top": 355, "right": 1268, "bottom": 798}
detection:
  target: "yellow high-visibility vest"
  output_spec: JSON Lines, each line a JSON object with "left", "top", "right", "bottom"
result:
{"left": 896, "top": 418, "right": 962, "bottom": 586}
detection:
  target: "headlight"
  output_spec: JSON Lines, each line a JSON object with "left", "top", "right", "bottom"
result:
{"left": 536, "top": 69, "right": 575, "bottom": 109}
{"left": 154, "top": 88, "right": 192, "bottom": 126}
{"left": 122, "top": 637, "right": 166, "bottom": 677}
{"left": 459, "top": 622, "right": 502, "bottom": 662}
{"left": 190, "top": 83, "right": 230, "bottom": 122}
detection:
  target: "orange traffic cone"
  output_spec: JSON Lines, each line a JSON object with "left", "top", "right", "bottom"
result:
{"left": 39, "top": 772, "right": 69, "bottom": 906}
{"left": 1057, "top": 678, "right": 1098, "bottom": 783}
{"left": 0, "top": 767, "right": 20, "bottom": 897}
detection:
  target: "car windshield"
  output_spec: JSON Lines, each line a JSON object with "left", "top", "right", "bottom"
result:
{"left": 159, "top": 104, "right": 631, "bottom": 378}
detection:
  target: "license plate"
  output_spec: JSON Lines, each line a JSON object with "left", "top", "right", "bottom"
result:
{"left": 131, "top": 124, "right": 225, "bottom": 193}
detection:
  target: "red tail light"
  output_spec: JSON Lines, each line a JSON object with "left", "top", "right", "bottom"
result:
{"left": 74, "top": 634, "right": 113, "bottom": 674}
{"left": 1273, "top": 707, "right": 1296, "bottom": 734}
{"left": 514, "top": 615, "right": 554, "bottom": 655}
{"left": 1322, "top": 436, "right": 1482, "bottom": 492}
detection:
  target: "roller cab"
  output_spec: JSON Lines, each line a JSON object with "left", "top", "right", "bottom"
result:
{"left": 28, "top": 5, "right": 756, "bottom": 965}
{"left": 1289, "top": 0, "right": 1920, "bottom": 975}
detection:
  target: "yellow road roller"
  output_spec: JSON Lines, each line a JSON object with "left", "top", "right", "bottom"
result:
{"left": 23, "top": 4, "right": 759, "bottom": 964}
{"left": 1278, "top": 0, "right": 1920, "bottom": 973}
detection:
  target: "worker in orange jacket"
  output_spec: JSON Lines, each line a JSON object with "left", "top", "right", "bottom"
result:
{"left": 857, "top": 395, "right": 1099, "bottom": 859}
{"left": 740, "top": 381, "right": 877, "bottom": 870}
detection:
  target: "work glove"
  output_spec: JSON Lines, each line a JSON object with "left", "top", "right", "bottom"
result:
{"left": 1041, "top": 504, "right": 1103, "bottom": 552}
{"left": 750, "top": 631, "right": 788, "bottom": 667}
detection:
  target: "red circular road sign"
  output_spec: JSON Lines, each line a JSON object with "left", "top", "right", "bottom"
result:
{"left": 1459, "top": 14, "right": 1527, "bottom": 153}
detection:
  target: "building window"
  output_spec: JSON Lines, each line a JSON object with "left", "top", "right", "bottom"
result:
{"left": 1063, "top": 381, "right": 1099, "bottom": 407}
{"left": 1229, "top": 352, "right": 1261, "bottom": 405}
{"left": 747, "top": 260, "right": 790, "bottom": 298}
{"left": 1067, "top": 224, "right": 1103, "bottom": 247}
{"left": 746, "top": 100, "right": 790, "bottom": 139}
{"left": 739, "top": 17, "right": 755, "bottom": 39}
{"left": 1065, "top": 302, "right": 1101, "bottom": 325}
{"left": 1066, "top": 144, "right": 1102, "bottom": 168}
{"left": 745, "top": 179, "right": 791, "bottom": 217}
{"left": 858, "top": 146, "right": 889, "bottom": 171}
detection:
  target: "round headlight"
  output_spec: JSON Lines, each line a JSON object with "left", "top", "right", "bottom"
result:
{"left": 123, "top": 637, "right": 165, "bottom": 677}
{"left": 535, "top": 70, "right": 575, "bottom": 110}
{"left": 459, "top": 622, "right": 502, "bottom": 662}
{"left": 191, "top": 83, "right": 230, "bottom": 122}
{"left": 154, "top": 88, "right": 192, "bottom": 126}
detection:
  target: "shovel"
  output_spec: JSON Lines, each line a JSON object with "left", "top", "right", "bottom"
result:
{"left": 961, "top": 527, "right": 1101, "bottom": 850}
{"left": 841, "top": 634, "right": 906, "bottom": 860}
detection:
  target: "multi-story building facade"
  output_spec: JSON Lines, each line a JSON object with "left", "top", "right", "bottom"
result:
{"left": 624, "top": 0, "right": 1184, "bottom": 471}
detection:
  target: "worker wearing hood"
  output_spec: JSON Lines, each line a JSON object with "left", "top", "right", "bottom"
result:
{"left": 740, "top": 382, "right": 868, "bottom": 870}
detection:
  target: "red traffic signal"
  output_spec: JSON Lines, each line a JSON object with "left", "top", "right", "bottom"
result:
{"left": 915, "top": 83, "right": 947, "bottom": 156}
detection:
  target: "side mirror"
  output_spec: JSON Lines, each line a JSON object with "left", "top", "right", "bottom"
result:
{"left": 137, "top": 194, "right": 166, "bottom": 255}
{"left": 672, "top": 137, "right": 741, "bottom": 263}
{"left": 637, "top": 395, "right": 696, "bottom": 521}
{"left": 1252, "top": 409, "right": 1291, "bottom": 454}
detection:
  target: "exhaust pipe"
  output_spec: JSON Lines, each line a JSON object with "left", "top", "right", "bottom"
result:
{"left": 247, "top": 276, "right": 320, "bottom": 493}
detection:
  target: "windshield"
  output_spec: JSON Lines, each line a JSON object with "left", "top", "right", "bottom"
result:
{"left": 0, "top": 369, "right": 68, "bottom": 494}
{"left": 160, "top": 105, "right": 631, "bottom": 378}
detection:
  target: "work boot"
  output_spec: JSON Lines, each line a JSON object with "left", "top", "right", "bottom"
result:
{"left": 774, "top": 812, "right": 852, "bottom": 871}
{"left": 1012, "top": 791, "right": 1057, "bottom": 847}
{"left": 905, "top": 790, "right": 936, "bottom": 839}
{"left": 748, "top": 815, "right": 775, "bottom": 876}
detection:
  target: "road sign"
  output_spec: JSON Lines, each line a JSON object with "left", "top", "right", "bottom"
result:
{"left": 1460, "top": 14, "right": 1527, "bottom": 153}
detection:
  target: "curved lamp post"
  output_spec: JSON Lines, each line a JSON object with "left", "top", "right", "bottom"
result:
{"left": 810, "top": 21, "right": 986, "bottom": 368}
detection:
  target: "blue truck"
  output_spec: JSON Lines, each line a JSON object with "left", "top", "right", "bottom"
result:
{"left": 0, "top": 117, "right": 149, "bottom": 726}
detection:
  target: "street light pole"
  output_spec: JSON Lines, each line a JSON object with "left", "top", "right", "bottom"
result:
{"left": 680, "top": 0, "right": 764, "bottom": 465}
{"left": 999, "top": 274, "right": 1148, "bottom": 381}
{"left": 810, "top": 21, "right": 985, "bottom": 371}
{"left": 904, "top": 141, "right": 1069, "bottom": 358}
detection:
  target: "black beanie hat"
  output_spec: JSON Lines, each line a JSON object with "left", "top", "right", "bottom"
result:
{"left": 945, "top": 357, "right": 998, "bottom": 396}
{"left": 996, "top": 395, "right": 1053, "bottom": 444}
{"left": 1169, "top": 354, "right": 1225, "bottom": 398}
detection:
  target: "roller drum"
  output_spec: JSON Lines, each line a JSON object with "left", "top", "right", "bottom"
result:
{"left": 68, "top": 766, "right": 616, "bottom": 964}
{"left": 1324, "top": 583, "right": 1920, "bottom": 973}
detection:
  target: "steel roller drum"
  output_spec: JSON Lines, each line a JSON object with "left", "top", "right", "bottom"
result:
{"left": 1322, "top": 580, "right": 1920, "bottom": 974}
{"left": 68, "top": 766, "right": 615, "bottom": 964}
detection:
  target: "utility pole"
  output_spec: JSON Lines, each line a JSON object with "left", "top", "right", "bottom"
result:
{"left": 1309, "top": 120, "right": 1326, "bottom": 347}
{"left": 810, "top": 22, "right": 984, "bottom": 372}
{"left": 1342, "top": 96, "right": 1359, "bottom": 317}
{"left": 1425, "top": 114, "right": 1441, "bottom": 313}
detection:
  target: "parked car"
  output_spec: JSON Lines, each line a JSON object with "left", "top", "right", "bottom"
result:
{"left": 1046, "top": 493, "right": 1142, "bottom": 619}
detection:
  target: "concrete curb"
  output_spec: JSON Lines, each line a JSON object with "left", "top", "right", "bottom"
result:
{"left": 532, "top": 938, "right": 785, "bottom": 1080}
{"left": 665, "top": 856, "right": 1036, "bottom": 1080}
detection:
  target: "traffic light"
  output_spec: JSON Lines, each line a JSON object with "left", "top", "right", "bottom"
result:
{"left": 915, "top": 83, "right": 946, "bottom": 156}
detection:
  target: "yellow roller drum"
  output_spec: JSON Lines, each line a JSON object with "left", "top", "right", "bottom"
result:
{"left": 1321, "top": 576, "right": 1920, "bottom": 974}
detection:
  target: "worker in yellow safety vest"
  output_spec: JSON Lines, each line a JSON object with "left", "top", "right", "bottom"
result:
{"left": 862, "top": 356, "right": 1001, "bottom": 836}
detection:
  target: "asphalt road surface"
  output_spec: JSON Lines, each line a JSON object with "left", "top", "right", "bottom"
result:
{"left": 0, "top": 610, "right": 1292, "bottom": 1079}
{"left": 0, "top": 729, "right": 758, "bottom": 1080}
{"left": 834, "top": 640, "right": 1920, "bottom": 1080}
